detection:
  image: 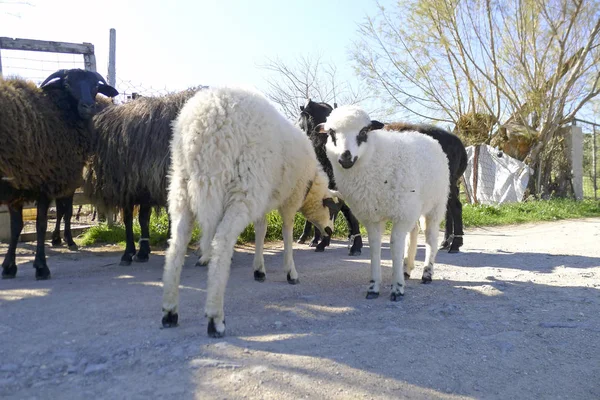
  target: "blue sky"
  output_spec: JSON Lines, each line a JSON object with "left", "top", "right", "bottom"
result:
{"left": 0, "top": 0, "right": 376, "bottom": 103}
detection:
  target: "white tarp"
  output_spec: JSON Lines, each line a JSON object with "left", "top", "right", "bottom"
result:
{"left": 463, "top": 144, "right": 533, "bottom": 205}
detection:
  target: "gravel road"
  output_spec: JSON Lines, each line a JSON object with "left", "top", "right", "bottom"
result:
{"left": 1, "top": 218, "right": 599, "bottom": 399}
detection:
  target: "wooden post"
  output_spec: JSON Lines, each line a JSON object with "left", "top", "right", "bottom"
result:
{"left": 472, "top": 145, "right": 480, "bottom": 204}
{"left": 593, "top": 126, "right": 598, "bottom": 200}
{"left": 108, "top": 28, "right": 116, "bottom": 87}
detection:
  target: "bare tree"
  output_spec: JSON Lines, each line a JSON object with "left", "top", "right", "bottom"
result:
{"left": 259, "top": 53, "right": 372, "bottom": 120}
{"left": 353, "top": 0, "right": 600, "bottom": 196}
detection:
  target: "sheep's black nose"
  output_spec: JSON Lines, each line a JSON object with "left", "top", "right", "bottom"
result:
{"left": 339, "top": 150, "right": 356, "bottom": 169}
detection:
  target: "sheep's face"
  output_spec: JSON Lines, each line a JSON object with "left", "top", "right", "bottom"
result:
{"left": 40, "top": 69, "right": 119, "bottom": 120}
{"left": 295, "top": 99, "right": 333, "bottom": 138}
{"left": 300, "top": 173, "right": 341, "bottom": 237}
{"left": 302, "top": 196, "right": 339, "bottom": 237}
{"left": 315, "top": 106, "right": 384, "bottom": 169}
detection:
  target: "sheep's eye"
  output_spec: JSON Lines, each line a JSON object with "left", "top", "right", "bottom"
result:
{"left": 328, "top": 129, "right": 337, "bottom": 146}
{"left": 357, "top": 128, "right": 368, "bottom": 146}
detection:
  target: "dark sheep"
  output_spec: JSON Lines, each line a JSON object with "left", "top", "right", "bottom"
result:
{"left": 384, "top": 122, "right": 468, "bottom": 253}
{"left": 50, "top": 95, "right": 116, "bottom": 251}
{"left": 0, "top": 69, "right": 118, "bottom": 279}
{"left": 83, "top": 88, "right": 202, "bottom": 265}
{"left": 296, "top": 100, "right": 363, "bottom": 256}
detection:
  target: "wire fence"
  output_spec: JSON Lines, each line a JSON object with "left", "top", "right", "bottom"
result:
{"left": 0, "top": 48, "right": 86, "bottom": 84}
{"left": 575, "top": 119, "right": 599, "bottom": 200}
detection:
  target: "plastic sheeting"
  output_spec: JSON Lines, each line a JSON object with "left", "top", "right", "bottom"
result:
{"left": 463, "top": 144, "right": 533, "bottom": 205}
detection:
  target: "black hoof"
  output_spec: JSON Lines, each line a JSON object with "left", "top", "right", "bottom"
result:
{"left": 440, "top": 240, "right": 451, "bottom": 250}
{"left": 254, "top": 270, "right": 266, "bottom": 282}
{"left": 162, "top": 311, "right": 178, "bottom": 328}
{"left": 308, "top": 241, "right": 319, "bottom": 248}
{"left": 366, "top": 291, "right": 379, "bottom": 299}
{"left": 286, "top": 273, "right": 299, "bottom": 285}
{"left": 297, "top": 235, "right": 309, "bottom": 245}
{"left": 448, "top": 248, "right": 460, "bottom": 254}
{"left": 67, "top": 244, "right": 79, "bottom": 251}
{"left": 349, "top": 249, "right": 361, "bottom": 256}
{"left": 207, "top": 318, "right": 225, "bottom": 338}
{"left": 421, "top": 276, "right": 432, "bottom": 284}
{"left": 51, "top": 237, "right": 62, "bottom": 247}
{"left": 404, "top": 272, "right": 410, "bottom": 279}
{"left": 35, "top": 266, "right": 51, "bottom": 280}
{"left": 390, "top": 292, "right": 404, "bottom": 301}
{"left": 314, "top": 245, "right": 325, "bottom": 253}
{"left": 133, "top": 254, "right": 149, "bottom": 263}
{"left": 1, "top": 264, "right": 17, "bottom": 279}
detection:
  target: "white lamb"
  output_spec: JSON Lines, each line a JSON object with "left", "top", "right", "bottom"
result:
{"left": 162, "top": 86, "right": 339, "bottom": 337}
{"left": 316, "top": 105, "right": 449, "bottom": 301}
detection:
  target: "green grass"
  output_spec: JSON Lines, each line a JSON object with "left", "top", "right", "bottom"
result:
{"left": 77, "top": 198, "right": 600, "bottom": 248}
{"left": 460, "top": 198, "right": 600, "bottom": 227}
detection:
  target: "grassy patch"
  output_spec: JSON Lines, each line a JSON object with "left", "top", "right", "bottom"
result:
{"left": 77, "top": 199, "right": 600, "bottom": 247}
{"left": 461, "top": 198, "right": 600, "bottom": 227}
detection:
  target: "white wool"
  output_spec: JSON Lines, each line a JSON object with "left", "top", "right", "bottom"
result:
{"left": 323, "top": 105, "right": 450, "bottom": 299}
{"left": 162, "top": 85, "right": 335, "bottom": 337}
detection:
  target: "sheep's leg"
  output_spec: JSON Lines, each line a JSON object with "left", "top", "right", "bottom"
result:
{"left": 404, "top": 224, "right": 419, "bottom": 279}
{"left": 422, "top": 213, "right": 443, "bottom": 283}
{"left": 310, "top": 227, "right": 321, "bottom": 248}
{"left": 1, "top": 203, "right": 24, "bottom": 279}
{"left": 440, "top": 197, "right": 453, "bottom": 250}
{"left": 51, "top": 197, "right": 65, "bottom": 247}
{"left": 365, "top": 221, "right": 384, "bottom": 299}
{"left": 341, "top": 203, "right": 362, "bottom": 256}
{"left": 297, "top": 220, "right": 313, "bottom": 244}
{"left": 33, "top": 194, "right": 51, "bottom": 280}
{"left": 252, "top": 215, "right": 268, "bottom": 282}
{"left": 205, "top": 203, "right": 252, "bottom": 338}
{"left": 196, "top": 223, "right": 217, "bottom": 267}
{"left": 280, "top": 208, "right": 299, "bottom": 284}
{"left": 61, "top": 195, "right": 77, "bottom": 250}
{"left": 120, "top": 205, "right": 136, "bottom": 266}
{"left": 161, "top": 203, "right": 194, "bottom": 329}
{"left": 134, "top": 204, "right": 152, "bottom": 262}
{"left": 448, "top": 184, "right": 463, "bottom": 253}
{"left": 391, "top": 222, "right": 411, "bottom": 301}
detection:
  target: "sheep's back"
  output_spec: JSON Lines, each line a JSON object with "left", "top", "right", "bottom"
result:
{"left": 171, "top": 86, "right": 317, "bottom": 221}
{"left": 0, "top": 78, "right": 92, "bottom": 201}
{"left": 85, "top": 92, "right": 194, "bottom": 208}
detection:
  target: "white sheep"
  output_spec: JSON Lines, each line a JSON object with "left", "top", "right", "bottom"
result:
{"left": 161, "top": 85, "right": 339, "bottom": 337}
{"left": 316, "top": 105, "right": 449, "bottom": 301}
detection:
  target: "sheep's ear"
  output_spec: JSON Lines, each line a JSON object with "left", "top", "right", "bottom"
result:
{"left": 300, "top": 105, "right": 305, "bottom": 111}
{"left": 98, "top": 84, "right": 119, "bottom": 98}
{"left": 315, "top": 123, "right": 327, "bottom": 134}
{"left": 369, "top": 120, "right": 385, "bottom": 131}
{"left": 323, "top": 197, "right": 342, "bottom": 213}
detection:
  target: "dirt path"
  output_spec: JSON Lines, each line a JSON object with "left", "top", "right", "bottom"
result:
{"left": 1, "top": 218, "right": 599, "bottom": 399}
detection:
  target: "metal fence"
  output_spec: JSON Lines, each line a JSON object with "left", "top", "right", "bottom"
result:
{"left": 574, "top": 119, "right": 599, "bottom": 199}
{"left": 0, "top": 37, "right": 101, "bottom": 241}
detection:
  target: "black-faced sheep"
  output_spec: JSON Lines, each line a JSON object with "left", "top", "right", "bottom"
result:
{"left": 384, "top": 122, "right": 468, "bottom": 253}
{"left": 161, "top": 86, "right": 340, "bottom": 337}
{"left": 50, "top": 95, "right": 116, "bottom": 251}
{"left": 316, "top": 105, "right": 449, "bottom": 301}
{"left": 0, "top": 69, "right": 118, "bottom": 280}
{"left": 296, "top": 99, "right": 363, "bottom": 256}
{"left": 82, "top": 88, "right": 201, "bottom": 265}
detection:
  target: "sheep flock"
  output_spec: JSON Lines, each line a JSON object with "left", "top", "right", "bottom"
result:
{"left": 1, "top": 69, "right": 468, "bottom": 337}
